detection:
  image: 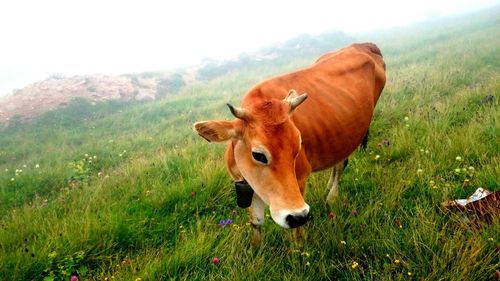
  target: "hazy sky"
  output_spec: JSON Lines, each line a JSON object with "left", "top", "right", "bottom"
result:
{"left": 0, "top": 0, "right": 497, "bottom": 95}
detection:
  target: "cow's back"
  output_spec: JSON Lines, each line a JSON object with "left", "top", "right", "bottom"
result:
{"left": 243, "top": 43, "right": 386, "bottom": 171}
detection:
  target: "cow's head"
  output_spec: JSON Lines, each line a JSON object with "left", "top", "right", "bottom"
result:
{"left": 194, "top": 90, "right": 309, "bottom": 228}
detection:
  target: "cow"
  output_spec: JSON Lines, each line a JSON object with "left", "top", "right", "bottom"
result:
{"left": 194, "top": 42, "right": 386, "bottom": 245}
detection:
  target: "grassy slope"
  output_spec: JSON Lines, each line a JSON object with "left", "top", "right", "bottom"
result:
{"left": 0, "top": 10, "right": 499, "bottom": 281}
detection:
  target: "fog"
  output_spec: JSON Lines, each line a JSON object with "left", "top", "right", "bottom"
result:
{"left": 0, "top": 0, "right": 497, "bottom": 96}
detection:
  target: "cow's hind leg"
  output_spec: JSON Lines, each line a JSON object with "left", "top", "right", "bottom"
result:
{"left": 250, "top": 194, "right": 265, "bottom": 246}
{"left": 326, "top": 160, "right": 346, "bottom": 202}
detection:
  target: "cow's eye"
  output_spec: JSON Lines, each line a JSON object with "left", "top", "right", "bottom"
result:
{"left": 252, "top": 151, "right": 268, "bottom": 164}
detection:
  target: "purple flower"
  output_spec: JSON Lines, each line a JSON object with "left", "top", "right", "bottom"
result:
{"left": 218, "top": 219, "right": 233, "bottom": 227}
{"left": 70, "top": 275, "right": 79, "bottom": 281}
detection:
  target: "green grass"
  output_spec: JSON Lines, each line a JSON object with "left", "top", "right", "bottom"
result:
{"left": 0, "top": 9, "right": 499, "bottom": 281}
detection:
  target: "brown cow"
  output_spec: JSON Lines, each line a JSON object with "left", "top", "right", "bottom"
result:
{"left": 194, "top": 43, "right": 386, "bottom": 244}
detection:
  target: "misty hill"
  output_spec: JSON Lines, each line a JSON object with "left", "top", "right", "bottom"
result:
{"left": 0, "top": 32, "right": 352, "bottom": 127}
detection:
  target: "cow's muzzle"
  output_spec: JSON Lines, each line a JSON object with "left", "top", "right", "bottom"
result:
{"left": 234, "top": 180, "right": 254, "bottom": 208}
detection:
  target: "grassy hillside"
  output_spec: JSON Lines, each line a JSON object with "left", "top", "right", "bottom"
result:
{"left": 0, "top": 9, "right": 499, "bottom": 281}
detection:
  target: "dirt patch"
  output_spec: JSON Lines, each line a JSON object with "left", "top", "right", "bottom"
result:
{"left": 0, "top": 74, "right": 165, "bottom": 127}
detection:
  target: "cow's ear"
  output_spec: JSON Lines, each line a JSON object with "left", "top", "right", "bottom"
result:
{"left": 193, "top": 120, "right": 238, "bottom": 142}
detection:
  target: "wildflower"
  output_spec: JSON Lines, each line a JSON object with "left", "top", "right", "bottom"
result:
{"left": 488, "top": 237, "right": 494, "bottom": 241}
{"left": 340, "top": 240, "right": 346, "bottom": 245}
{"left": 84, "top": 153, "right": 89, "bottom": 157}
{"left": 301, "top": 251, "right": 310, "bottom": 257}
{"left": 4, "top": 168, "right": 8, "bottom": 172}
{"left": 419, "top": 148, "right": 424, "bottom": 152}
{"left": 218, "top": 219, "right": 233, "bottom": 227}
{"left": 23, "top": 164, "right": 27, "bottom": 168}
{"left": 394, "top": 259, "right": 400, "bottom": 264}
{"left": 385, "top": 254, "right": 390, "bottom": 258}
{"left": 135, "top": 278, "right": 142, "bottom": 281}
{"left": 468, "top": 166, "right": 475, "bottom": 171}
{"left": 11, "top": 178, "right": 15, "bottom": 181}
{"left": 408, "top": 272, "right": 412, "bottom": 276}
{"left": 417, "top": 169, "right": 423, "bottom": 174}
{"left": 374, "top": 154, "right": 381, "bottom": 160}
{"left": 454, "top": 168, "right": 461, "bottom": 173}
{"left": 351, "top": 261, "right": 359, "bottom": 269}
{"left": 119, "top": 154, "right": 123, "bottom": 157}
{"left": 425, "top": 149, "right": 429, "bottom": 154}
{"left": 463, "top": 179, "right": 470, "bottom": 187}
{"left": 404, "top": 116, "right": 409, "bottom": 121}
{"left": 35, "top": 164, "right": 39, "bottom": 168}
{"left": 70, "top": 274, "right": 79, "bottom": 281}
{"left": 328, "top": 211, "right": 336, "bottom": 219}
{"left": 455, "top": 156, "right": 462, "bottom": 161}
{"left": 212, "top": 256, "right": 220, "bottom": 264}
{"left": 48, "top": 251, "right": 57, "bottom": 259}
{"left": 93, "top": 155, "right": 97, "bottom": 159}
{"left": 305, "top": 261, "right": 310, "bottom": 266}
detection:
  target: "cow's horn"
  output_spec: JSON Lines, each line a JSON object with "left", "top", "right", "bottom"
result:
{"left": 285, "top": 89, "right": 308, "bottom": 111}
{"left": 227, "top": 103, "right": 246, "bottom": 119}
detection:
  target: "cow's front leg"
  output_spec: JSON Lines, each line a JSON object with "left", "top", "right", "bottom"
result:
{"left": 249, "top": 193, "right": 265, "bottom": 246}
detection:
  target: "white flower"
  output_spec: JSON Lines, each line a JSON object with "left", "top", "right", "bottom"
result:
{"left": 417, "top": 169, "right": 423, "bottom": 173}
{"left": 404, "top": 116, "right": 409, "bottom": 121}
{"left": 455, "top": 156, "right": 462, "bottom": 161}
{"left": 4, "top": 168, "right": 8, "bottom": 172}
{"left": 35, "top": 164, "right": 40, "bottom": 168}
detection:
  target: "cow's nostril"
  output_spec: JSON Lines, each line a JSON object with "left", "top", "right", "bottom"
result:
{"left": 285, "top": 213, "right": 309, "bottom": 228}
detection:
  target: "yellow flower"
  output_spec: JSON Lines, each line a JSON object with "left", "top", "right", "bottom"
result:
{"left": 48, "top": 251, "right": 57, "bottom": 259}
{"left": 135, "top": 278, "right": 142, "bottom": 281}
{"left": 301, "top": 251, "right": 310, "bottom": 257}
{"left": 305, "top": 261, "right": 310, "bottom": 266}
{"left": 408, "top": 272, "right": 412, "bottom": 276}
{"left": 340, "top": 240, "right": 346, "bottom": 245}
{"left": 351, "top": 261, "right": 359, "bottom": 269}
{"left": 394, "top": 259, "right": 400, "bottom": 264}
